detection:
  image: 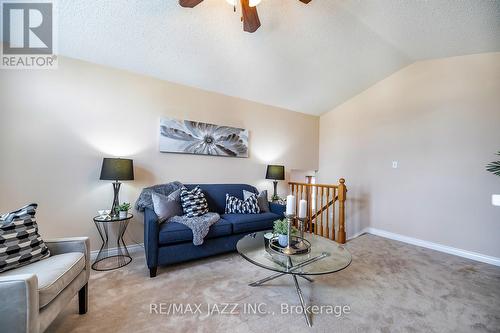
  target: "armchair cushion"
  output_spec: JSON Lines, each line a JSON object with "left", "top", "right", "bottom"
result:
{"left": 0, "top": 252, "right": 85, "bottom": 308}
{"left": 45, "top": 237, "right": 90, "bottom": 282}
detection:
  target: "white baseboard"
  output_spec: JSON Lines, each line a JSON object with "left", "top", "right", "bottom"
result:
{"left": 351, "top": 227, "right": 500, "bottom": 267}
{"left": 347, "top": 228, "right": 369, "bottom": 241}
{"left": 90, "top": 243, "right": 144, "bottom": 261}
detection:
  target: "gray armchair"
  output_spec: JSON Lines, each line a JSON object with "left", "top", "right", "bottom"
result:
{"left": 0, "top": 237, "right": 90, "bottom": 333}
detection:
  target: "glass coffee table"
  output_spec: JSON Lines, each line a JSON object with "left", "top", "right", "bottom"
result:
{"left": 237, "top": 231, "right": 352, "bottom": 327}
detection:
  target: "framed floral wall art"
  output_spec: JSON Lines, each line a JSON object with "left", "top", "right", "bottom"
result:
{"left": 159, "top": 117, "right": 249, "bottom": 158}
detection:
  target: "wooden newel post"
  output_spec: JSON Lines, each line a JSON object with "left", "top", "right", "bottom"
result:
{"left": 337, "top": 178, "right": 347, "bottom": 244}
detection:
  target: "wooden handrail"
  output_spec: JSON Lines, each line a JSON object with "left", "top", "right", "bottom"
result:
{"left": 310, "top": 196, "right": 337, "bottom": 220}
{"left": 288, "top": 182, "right": 338, "bottom": 189}
{"left": 288, "top": 178, "right": 347, "bottom": 244}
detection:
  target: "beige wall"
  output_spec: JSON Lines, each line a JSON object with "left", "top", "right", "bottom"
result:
{"left": 0, "top": 57, "right": 319, "bottom": 251}
{"left": 2, "top": 52, "right": 498, "bottom": 259}
{"left": 319, "top": 53, "right": 500, "bottom": 258}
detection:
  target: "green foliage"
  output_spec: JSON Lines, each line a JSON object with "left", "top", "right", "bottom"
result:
{"left": 118, "top": 202, "right": 131, "bottom": 212}
{"left": 486, "top": 152, "right": 500, "bottom": 177}
{"left": 273, "top": 218, "right": 297, "bottom": 235}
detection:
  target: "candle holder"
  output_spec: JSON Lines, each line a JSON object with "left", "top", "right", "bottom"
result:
{"left": 282, "top": 214, "right": 296, "bottom": 255}
{"left": 296, "top": 217, "right": 307, "bottom": 248}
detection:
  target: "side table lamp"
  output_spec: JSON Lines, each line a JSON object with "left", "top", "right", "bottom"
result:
{"left": 99, "top": 158, "right": 134, "bottom": 217}
{"left": 266, "top": 165, "right": 285, "bottom": 202}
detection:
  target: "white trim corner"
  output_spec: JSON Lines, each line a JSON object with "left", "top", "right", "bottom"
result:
{"left": 350, "top": 228, "right": 500, "bottom": 267}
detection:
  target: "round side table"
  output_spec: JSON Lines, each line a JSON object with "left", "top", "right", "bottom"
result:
{"left": 92, "top": 213, "right": 133, "bottom": 271}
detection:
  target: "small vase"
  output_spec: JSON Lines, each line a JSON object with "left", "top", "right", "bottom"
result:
{"left": 278, "top": 234, "right": 288, "bottom": 247}
{"left": 119, "top": 211, "right": 128, "bottom": 219}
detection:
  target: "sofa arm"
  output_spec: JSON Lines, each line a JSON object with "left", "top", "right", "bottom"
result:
{"left": 144, "top": 208, "right": 159, "bottom": 269}
{"left": 45, "top": 237, "right": 90, "bottom": 281}
{"left": 269, "top": 202, "right": 286, "bottom": 216}
{"left": 0, "top": 274, "right": 39, "bottom": 333}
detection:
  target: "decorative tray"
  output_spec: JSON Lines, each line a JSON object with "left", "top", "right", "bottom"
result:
{"left": 267, "top": 236, "right": 311, "bottom": 255}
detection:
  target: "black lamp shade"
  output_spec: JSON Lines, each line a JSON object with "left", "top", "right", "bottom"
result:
{"left": 100, "top": 158, "right": 134, "bottom": 181}
{"left": 266, "top": 165, "right": 285, "bottom": 180}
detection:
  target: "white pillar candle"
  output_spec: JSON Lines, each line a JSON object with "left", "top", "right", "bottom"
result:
{"left": 298, "top": 199, "right": 307, "bottom": 218}
{"left": 286, "top": 195, "right": 295, "bottom": 215}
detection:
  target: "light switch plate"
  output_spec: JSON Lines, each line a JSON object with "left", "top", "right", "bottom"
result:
{"left": 392, "top": 161, "right": 398, "bottom": 169}
{"left": 492, "top": 194, "right": 500, "bottom": 207}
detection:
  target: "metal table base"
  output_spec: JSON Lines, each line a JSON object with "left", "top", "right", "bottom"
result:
{"left": 92, "top": 217, "right": 132, "bottom": 271}
{"left": 248, "top": 253, "right": 328, "bottom": 327}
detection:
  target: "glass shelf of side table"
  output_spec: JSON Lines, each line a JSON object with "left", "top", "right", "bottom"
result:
{"left": 92, "top": 213, "right": 133, "bottom": 271}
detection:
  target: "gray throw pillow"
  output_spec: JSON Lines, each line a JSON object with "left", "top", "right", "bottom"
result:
{"left": 152, "top": 189, "right": 182, "bottom": 223}
{"left": 243, "top": 190, "right": 270, "bottom": 213}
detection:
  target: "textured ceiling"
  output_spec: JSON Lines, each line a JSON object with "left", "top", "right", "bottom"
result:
{"left": 52, "top": 0, "right": 500, "bottom": 115}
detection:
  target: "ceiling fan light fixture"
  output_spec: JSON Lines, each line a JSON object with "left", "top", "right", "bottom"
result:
{"left": 225, "top": 0, "right": 261, "bottom": 7}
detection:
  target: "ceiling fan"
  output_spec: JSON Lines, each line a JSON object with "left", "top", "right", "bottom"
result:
{"left": 179, "top": 0, "right": 312, "bottom": 33}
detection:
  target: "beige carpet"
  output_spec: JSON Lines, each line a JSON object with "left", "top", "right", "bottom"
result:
{"left": 47, "top": 234, "right": 500, "bottom": 333}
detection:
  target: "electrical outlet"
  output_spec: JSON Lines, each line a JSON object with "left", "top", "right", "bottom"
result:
{"left": 392, "top": 161, "right": 398, "bottom": 169}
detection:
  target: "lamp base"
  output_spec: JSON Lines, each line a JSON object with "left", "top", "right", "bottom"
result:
{"left": 271, "top": 180, "right": 279, "bottom": 202}
{"left": 110, "top": 181, "right": 121, "bottom": 217}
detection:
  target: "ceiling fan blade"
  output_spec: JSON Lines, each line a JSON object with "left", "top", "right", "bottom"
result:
{"left": 298, "top": 0, "right": 312, "bottom": 3}
{"left": 179, "top": 0, "right": 203, "bottom": 8}
{"left": 241, "top": 0, "right": 261, "bottom": 33}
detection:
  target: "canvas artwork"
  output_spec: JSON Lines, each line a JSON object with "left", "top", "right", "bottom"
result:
{"left": 159, "top": 117, "right": 249, "bottom": 158}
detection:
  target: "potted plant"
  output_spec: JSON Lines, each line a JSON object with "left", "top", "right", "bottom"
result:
{"left": 273, "top": 218, "right": 297, "bottom": 247}
{"left": 117, "top": 203, "right": 131, "bottom": 218}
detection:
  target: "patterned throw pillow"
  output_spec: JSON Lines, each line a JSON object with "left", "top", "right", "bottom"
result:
{"left": 180, "top": 186, "right": 209, "bottom": 218}
{"left": 243, "top": 190, "right": 270, "bottom": 213}
{"left": 0, "top": 204, "right": 50, "bottom": 273}
{"left": 225, "top": 193, "right": 260, "bottom": 214}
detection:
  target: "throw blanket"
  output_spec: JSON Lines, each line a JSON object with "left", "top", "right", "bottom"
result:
{"left": 135, "top": 181, "right": 183, "bottom": 212}
{"left": 168, "top": 213, "right": 220, "bottom": 246}
{"left": 135, "top": 181, "right": 220, "bottom": 245}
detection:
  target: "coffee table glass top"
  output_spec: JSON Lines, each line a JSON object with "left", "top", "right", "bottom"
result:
{"left": 237, "top": 231, "right": 351, "bottom": 276}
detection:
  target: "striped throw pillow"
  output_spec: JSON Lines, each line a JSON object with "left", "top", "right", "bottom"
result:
{"left": 0, "top": 204, "right": 50, "bottom": 273}
{"left": 225, "top": 193, "right": 260, "bottom": 214}
{"left": 180, "top": 186, "right": 209, "bottom": 218}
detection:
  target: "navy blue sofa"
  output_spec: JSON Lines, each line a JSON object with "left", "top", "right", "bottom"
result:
{"left": 144, "top": 184, "right": 286, "bottom": 277}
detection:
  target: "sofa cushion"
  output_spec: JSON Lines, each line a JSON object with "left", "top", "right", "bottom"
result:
{"left": 222, "top": 212, "right": 281, "bottom": 234}
{"left": 184, "top": 184, "right": 258, "bottom": 214}
{"left": 159, "top": 218, "right": 232, "bottom": 245}
{"left": 0, "top": 252, "right": 85, "bottom": 308}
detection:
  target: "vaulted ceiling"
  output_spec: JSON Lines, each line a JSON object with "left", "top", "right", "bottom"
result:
{"left": 58, "top": 0, "right": 500, "bottom": 115}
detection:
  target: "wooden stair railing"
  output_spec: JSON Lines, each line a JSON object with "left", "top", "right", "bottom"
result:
{"left": 288, "top": 178, "right": 347, "bottom": 244}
